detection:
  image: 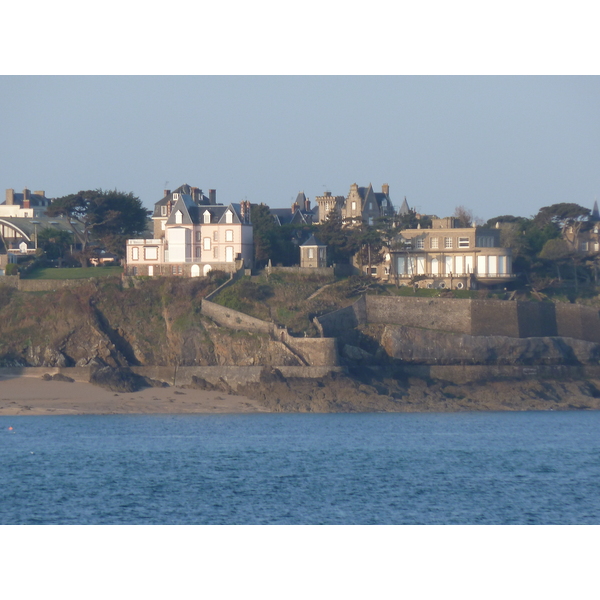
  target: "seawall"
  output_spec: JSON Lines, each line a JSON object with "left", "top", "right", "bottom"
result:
{"left": 316, "top": 296, "right": 600, "bottom": 343}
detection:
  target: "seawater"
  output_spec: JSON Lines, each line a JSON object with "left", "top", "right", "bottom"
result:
{"left": 1, "top": 411, "right": 600, "bottom": 524}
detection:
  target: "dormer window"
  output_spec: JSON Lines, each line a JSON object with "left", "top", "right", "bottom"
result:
{"left": 204, "top": 210, "right": 211, "bottom": 224}
{"left": 161, "top": 205, "right": 167, "bottom": 216}
{"left": 173, "top": 193, "right": 179, "bottom": 201}
{"left": 175, "top": 210, "right": 183, "bottom": 224}
{"left": 225, "top": 210, "right": 233, "bottom": 224}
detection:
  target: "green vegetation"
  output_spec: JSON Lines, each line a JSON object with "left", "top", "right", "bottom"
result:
{"left": 45, "top": 188, "right": 150, "bottom": 265}
{"left": 212, "top": 271, "right": 338, "bottom": 335}
{"left": 22, "top": 266, "right": 124, "bottom": 279}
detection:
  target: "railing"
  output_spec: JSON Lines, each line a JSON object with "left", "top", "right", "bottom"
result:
{"left": 127, "top": 239, "right": 163, "bottom": 245}
{"left": 392, "top": 272, "right": 517, "bottom": 279}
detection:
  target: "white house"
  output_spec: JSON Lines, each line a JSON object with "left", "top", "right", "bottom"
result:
{"left": 125, "top": 185, "right": 253, "bottom": 277}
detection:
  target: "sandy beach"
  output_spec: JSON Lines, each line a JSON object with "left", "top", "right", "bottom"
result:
{"left": 0, "top": 375, "right": 269, "bottom": 416}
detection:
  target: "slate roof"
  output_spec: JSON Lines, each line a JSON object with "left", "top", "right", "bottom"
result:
{"left": 152, "top": 184, "right": 212, "bottom": 218}
{"left": 398, "top": 197, "right": 411, "bottom": 215}
{"left": 166, "top": 202, "right": 247, "bottom": 226}
{"left": 1, "top": 192, "right": 51, "bottom": 207}
{"left": 0, "top": 215, "right": 83, "bottom": 240}
{"left": 301, "top": 234, "right": 326, "bottom": 247}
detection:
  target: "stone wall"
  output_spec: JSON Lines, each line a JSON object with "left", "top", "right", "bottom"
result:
{"left": 0, "top": 275, "right": 20, "bottom": 289}
{"left": 17, "top": 279, "right": 93, "bottom": 292}
{"left": 365, "top": 296, "right": 473, "bottom": 334}
{"left": 471, "top": 300, "right": 520, "bottom": 337}
{"left": 279, "top": 330, "right": 339, "bottom": 367}
{"left": 201, "top": 298, "right": 274, "bottom": 334}
{"left": 320, "top": 296, "right": 600, "bottom": 343}
{"left": 316, "top": 297, "right": 367, "bottom": 338}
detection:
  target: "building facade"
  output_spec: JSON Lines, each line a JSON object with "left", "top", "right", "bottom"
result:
{"left": 315, "top": 183, "right": 394, "bottom": 224}
{"left": 125, "top": 185, "right": 253, "bottom": 277}
{"left": 385, "top": 217, "right": 516, "bottom": 289}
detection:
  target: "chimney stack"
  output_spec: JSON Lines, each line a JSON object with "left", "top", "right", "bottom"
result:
{"left": 23, "top": 188, "right": 30, "bottom": 209}
{"left": 164, "top": 189, "right": 171, "bottom": 198}
{"left": 6, "top": 189, "right": 14, "bottom": 205}
{"left": 209, "top": 189, "right": 216, "bottom": 205}
{"left": 382, "top": 184, "right": 389, "bottom": 195}
{"left": 305, "top": 198, "right": 311, "bottom": 211}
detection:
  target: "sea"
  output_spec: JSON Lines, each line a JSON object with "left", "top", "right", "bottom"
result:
{"left": 2, "top": 411, "right": 600, "bottom": 525}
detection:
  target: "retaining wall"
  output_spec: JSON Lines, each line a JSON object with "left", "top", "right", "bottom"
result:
{"left": 317, "top": 296, "right": 600, "bottom": 343}
{"left": 366, "top": 296, "right": 473, "bottom": 334}
{"left": 201, "top": 298, "right": 274, "bottom": 334}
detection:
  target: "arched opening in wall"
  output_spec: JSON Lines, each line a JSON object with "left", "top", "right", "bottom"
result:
{"left": 191, "top": 264, "right": 200, "bottom": 277}
{"left": 203, "top": 264, "right": 212, "bottom": 276}
{"left": 439, "top": 282, "right": 446, "bottom": 289}
{"left": 456, "top": 282, "right": 464, "bottom": 289}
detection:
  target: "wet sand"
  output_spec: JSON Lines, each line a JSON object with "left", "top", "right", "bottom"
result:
{"left": 0, "top": 376, "right": 269, "bottom": 416}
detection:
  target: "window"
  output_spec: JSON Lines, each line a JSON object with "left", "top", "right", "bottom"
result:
{"left": 161, "top": 221, "right": 166, "bottom": 230}
{"left": 195, "top": 247, "right": 201, "bottom": 258}
{"left": 213, "top": 247, "right": 218, "bottom": 259}
{"left": 213, "top": 231, "right": 218, "bottom": 241}
{"left": 445, "top": 237, "right": 453, "bottom": 249}
{"left": 308, "top": 248, "right": 314, "bottom": 259}
{"left": 225, "top": 230, "right": 233, "bottom": 242}
{"left": 351, "top": 201, "right": 357, "bottom": 211}
{"left": 132, "top": 247, "right": 139, "bottom": 260}
{"left": 416, "top": 239, "right": 424, "bottom": 249}
{"left": 144, "top": 247, "right": 158, "bottom": 260}
{"left": 431, "top": 237, "right": 439, "bottom": 249}
{"left": 458, "top": 237, "right": 469, "bottom": 248}
{"left": 174, "top": 210, "right": 183, "bottom": 224}
{"left": 203, "top": 211, "right": 211, "bottom": 224}
{"left": 580, "top": 241, "right": 589, "bottom": 251}
{"left": 204, "top": 237, "right": 211, "bottom": 250}
{"left": 225, "top": 210, "right": 233, "bottom": 224}
{"left": 196, "top": 231, "right": 202, "bottom": 242}
{"left": 161, "top": 205, "right": 167, "bottom": 216}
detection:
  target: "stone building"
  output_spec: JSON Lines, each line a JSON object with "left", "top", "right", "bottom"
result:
{"left": 125, "top": 184, "right": 253, "bottom": 277}
{"left": 385, "top": 217, "right": 516, "bottom": 289}
{"left": 300, "top": 235, "right": 327, "bottom": 268}
{"left": 315, "top": 183, "right": 394, "bottom": 224}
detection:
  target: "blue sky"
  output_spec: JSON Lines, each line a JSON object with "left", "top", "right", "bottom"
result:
{"left": 2, "top": 76, "right": 598, "bottom": 222}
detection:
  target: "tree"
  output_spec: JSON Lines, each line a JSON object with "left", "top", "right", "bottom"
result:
{"left": 533, "top": 203, "right": 591, "bottom": 250}
{"left": 36, "top": 227, "right": 73, "bottom": 265}
{"left": 316, "top": 211, "right": 358, "bottom": 265}
{"left": 454, "top": 205, "right": 475, "bottom": 228}
{"left": 46, "top": 189, "right": 150, "bottom": 265}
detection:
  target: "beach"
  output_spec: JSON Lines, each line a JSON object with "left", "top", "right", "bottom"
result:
{"left": 0, "top": 375, "right": 268, "bottom": 416}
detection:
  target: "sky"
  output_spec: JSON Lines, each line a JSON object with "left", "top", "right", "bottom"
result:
{"left": 2, "top": 76, "right": 599, "bottom": 222}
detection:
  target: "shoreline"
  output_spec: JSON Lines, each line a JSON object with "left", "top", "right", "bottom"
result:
{"left": 0, "top": 375, "right": 269, "bottom": 416}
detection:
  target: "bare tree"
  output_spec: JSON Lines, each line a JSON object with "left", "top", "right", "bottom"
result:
{"left": 454, "top": 205, "right": 475, "bottom": 228}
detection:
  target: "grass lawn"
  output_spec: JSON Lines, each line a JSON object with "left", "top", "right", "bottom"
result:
{"left": 23, "top": 266, "right": 124, "bottom": 280}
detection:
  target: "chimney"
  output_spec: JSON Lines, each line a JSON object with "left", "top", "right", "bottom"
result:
{"left": 209, "top": 189, "right": 216, "bottom": 205}
{"left": 23, "top": 188, "right": 30, "bottom": 209}
{"left": 6, "top": 189, "right": 14, "bottom": 205}
{"left": 164, "top": 189, "right": 171, "bottom": 198}
{"left": 382, "top": 183, "right": 389, "bottom": 195}
{"left": 191, "top": 187, "right": 200, "bottom": 202}
{"left": 324, "top": 191, "right": 331, "bottom": 197}
{"left": 292, "top": 201, "right": 299, "bottom": 214}
{"left": 34, "top": 190, "right": 45, "bottom": 198}
{"left": 305, "top": 198, "right": 311, "bottom": 212}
